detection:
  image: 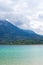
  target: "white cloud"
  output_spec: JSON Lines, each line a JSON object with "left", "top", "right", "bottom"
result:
{"left": 30, "top": 21, "right": 43, "bottom": 35}
{"left": 0, "top": 0, "right": 43, "bottom": 35}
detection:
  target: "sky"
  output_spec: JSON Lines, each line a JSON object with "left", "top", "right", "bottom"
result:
{"left": 0, "top": 0, "right": 43, "bottom": 35}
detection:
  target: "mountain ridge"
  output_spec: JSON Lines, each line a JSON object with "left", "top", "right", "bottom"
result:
{"left": 0, "top": 20, "right": 43, "bottom": 44}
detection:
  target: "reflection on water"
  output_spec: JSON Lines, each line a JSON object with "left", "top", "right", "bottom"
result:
{"left": 0, "top": 45, "right": 43, "bottom": 65}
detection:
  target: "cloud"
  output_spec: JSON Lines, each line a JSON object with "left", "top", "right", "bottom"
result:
{"left": 30, "top": 21, "right": 43, "bottom": 34}
{"left": 0, "top": 0, "right": 43, "bottom": 35}
{"left": 38, "top": 14, "right": 43, "bottom": 22}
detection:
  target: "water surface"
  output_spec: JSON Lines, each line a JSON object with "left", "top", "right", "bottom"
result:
{"left": 0, "top": 45, "right": 43, "bottom": 65}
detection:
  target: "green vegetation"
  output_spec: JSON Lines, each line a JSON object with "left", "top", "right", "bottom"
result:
{"left": 14, "top": 39, "right": 43, "bottom": 45}
{"left": 0, "top": 39, "right": 43, "bottom": 45}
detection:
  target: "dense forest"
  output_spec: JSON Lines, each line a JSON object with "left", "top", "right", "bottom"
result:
{"left": 0, "top": 39, "right": 43, "bottom": 45}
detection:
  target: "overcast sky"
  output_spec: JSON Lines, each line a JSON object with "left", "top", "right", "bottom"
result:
{"left": 0, "top": 0, "right": 43, "bottom": 35}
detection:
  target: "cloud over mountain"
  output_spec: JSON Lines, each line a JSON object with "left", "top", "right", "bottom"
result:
{"left": 0, "top": 0, "right": 43, "bottom": 35}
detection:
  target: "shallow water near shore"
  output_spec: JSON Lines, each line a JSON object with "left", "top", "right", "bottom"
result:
{"left": 0, "top": 45, "right": 43, "bottom": 65}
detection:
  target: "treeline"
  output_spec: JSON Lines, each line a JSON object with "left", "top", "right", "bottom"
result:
{"left": 0, "top": 39, "right": 43, "bottom": 45}
{"left": 14, "top": 39, "right": 43, "bottom": 45}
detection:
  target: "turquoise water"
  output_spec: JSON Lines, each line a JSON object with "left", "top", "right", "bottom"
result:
{"left": 0, "top": 45, "right": 43, "bottom": 65}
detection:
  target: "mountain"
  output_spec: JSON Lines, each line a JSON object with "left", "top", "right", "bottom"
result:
{"left": 0, "top": 20, "right": 43, "bottom": 44}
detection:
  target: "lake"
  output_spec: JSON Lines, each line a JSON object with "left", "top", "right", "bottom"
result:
{"left": 0, "top": 45, "right": 43, "bottom": 65}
